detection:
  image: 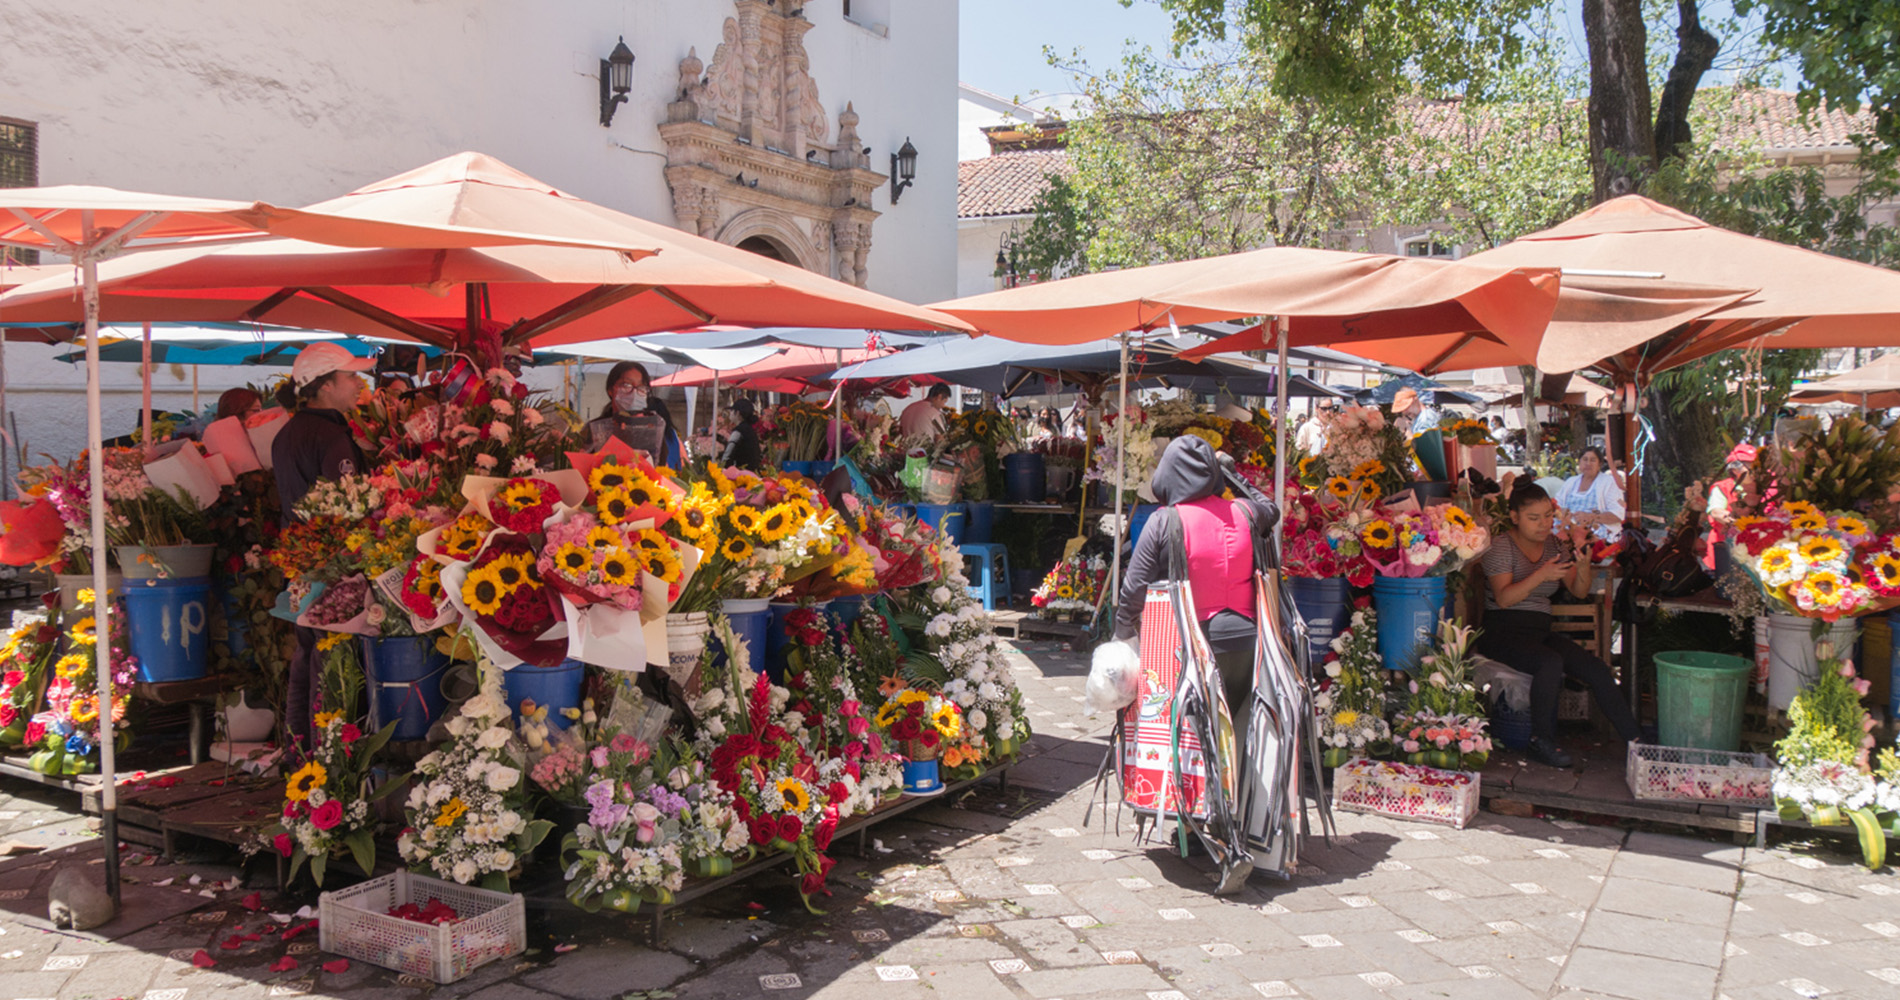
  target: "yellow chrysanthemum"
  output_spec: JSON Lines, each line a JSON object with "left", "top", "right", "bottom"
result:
{"left": 54, "top": 653, "right": 89, "bottom": 680}
{"left": 598, "top": 549, "right": 639, "bottom": 587}
{"left": 776, "top": 777, "right": 812, "bottom": 814}
{"left": 728, "top": 505, "right": 761, "bottom": 534}
{"left": 434, "top": 797, "right": 467, "bottom": 828}
{"left": 756, "top": 504, "right": 796, "bottom": 543}
{"left": 1362, "top": 520, "right": 1397, "bottom": 548}
{"left": 1325, "top": 477, "right": 1354, "bottom": 499}
{"left": 462, "top": 565, "right": 506, "bottom": 616}
{"left": 719, "top": 535, "right": 754, "bottom": 563}
{"left": 1183, "top": 426, "right": 1223, "bottom": 450}
{"left": 285, "top": 762, "right": 327, "bottom": 802}
{"left": 1799, "top": 537, "right": 1843, "bottom": 565}
{"left": 587, "top": 461, "right": 634, "bottom": 496}
{"left": 1331, "top": 709, "right": 1360, "bottom": 727}
{"left": 75, "top": 587, "right": 97, "bottom": 605}
{"left": 554, "top": 543, "right": 594, "bottom": 576}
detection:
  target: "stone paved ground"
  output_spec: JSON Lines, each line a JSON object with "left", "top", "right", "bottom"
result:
{"left": 0, "top": 637, "right": 1896, "bottom": 1000}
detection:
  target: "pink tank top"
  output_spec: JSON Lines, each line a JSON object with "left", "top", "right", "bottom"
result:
{"left": 1174, "top": 496, "right": 1255, "bottom": 622}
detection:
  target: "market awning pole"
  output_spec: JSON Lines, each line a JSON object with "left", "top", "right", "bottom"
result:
{"left": 141, "top": 322, "right": 154, "bottom": 459}
{"left": 832, "top": 347, "right": 844, "bottom": 460}
{"left": 192, "top": 365, "right": 200, "bottom": 412}
{"left": 82, "top": 245, "right": 122, "bottom": 909}
{"left": 710, "top": 369, "right": 721, "bottom": 460}
{"left": 1110, "top": 331, "right": 1130, "bottom": 597}
{"left": 1273, "top": 316, "right": 1288, "bottom": 560}
{"left": 0, "top": 330, "right": 9, "bottom": 500}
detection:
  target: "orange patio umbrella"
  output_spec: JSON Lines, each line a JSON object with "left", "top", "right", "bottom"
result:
{"left": 0, "top": 154, "right": 973, "bottom": 352}
{"left": 1789, "top": 352, "right": 1900, "bottom": 409}
{"left": 1465, "top": 195, "right": 1900, "bottom": 377}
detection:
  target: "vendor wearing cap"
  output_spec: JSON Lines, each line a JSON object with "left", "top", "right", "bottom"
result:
{"left": 272, "top": 342, "right": 375, "bottom": 750}
{"left": 1705, "top": 443, "right": 1761, "bottom": 573}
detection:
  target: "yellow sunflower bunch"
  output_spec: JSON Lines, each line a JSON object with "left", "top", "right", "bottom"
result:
{"left": 632, "top": 528, "right": 683, "bottom": 582}
{"left": 53, "top": 653, "right": 89, "bottom": 681}
{"left": 440, "top": 512, "right": 494, "bottom": 560}
{"left": 462, "top": 551, "right": 536, "bottom": 616}
{"left": 587, "top": 460, "right": 635, "bottom": 496}
{"left": 497, "top": 478, "right": 550, "bottom": 517}
{"left": 674, "top": 487, "right": 727, "bottom": 546}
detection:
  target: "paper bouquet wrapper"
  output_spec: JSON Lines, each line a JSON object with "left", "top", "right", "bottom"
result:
{"left": 203, "top": 453, "right": 236, "bottom": 488}
{"left": 439, "top": 557, "right": 571, "bottom": 670}
{"left": 373, "top": 564, "right": 457, "bottom": 634}
{"left": 560, "top": 595, "right": 648, "bottom": 672}
{"left": 293, "top": 575, "right": 380, "bottom": 637}
{"left": 246, "top": 411, "right": 290, "bottom": 470}
{"left": 460, "top": 470, "right": 589, "bottom": 526}
{"left": 143, "top": 444, "right": 222, "bottom": 511}
{"left": 200, "top": 416, "right": 262, "bottom": 475}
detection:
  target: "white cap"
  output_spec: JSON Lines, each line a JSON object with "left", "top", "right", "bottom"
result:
{"left": 292, "top": 341, "right": 376, "bottom": 389}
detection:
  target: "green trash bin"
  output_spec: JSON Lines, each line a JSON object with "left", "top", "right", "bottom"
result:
{"left": 1654, "top": 651, "right": 1752, "bottom": 751}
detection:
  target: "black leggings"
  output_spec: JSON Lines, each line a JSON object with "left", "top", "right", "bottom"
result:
{"left": 1475, "top": 609, "right": 1641, "bottom": 743}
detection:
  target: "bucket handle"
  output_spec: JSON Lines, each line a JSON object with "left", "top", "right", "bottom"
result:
{"left": 374, "top": 660, "right": 452, "bottom": 732}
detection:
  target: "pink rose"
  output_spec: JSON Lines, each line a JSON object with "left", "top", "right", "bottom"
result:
{"left": 309, "top": 800, "right": 344, "bottom": 831}
{"left": 1459, "top": 740, "right": 1475, "bottom": 753}
{"left": 591, "top": 746, "right": 610, "bottom": 769}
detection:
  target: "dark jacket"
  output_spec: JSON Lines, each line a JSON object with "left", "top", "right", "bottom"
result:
{"left": 586, "top": 397, "right": 682, "bottom": 467}
{"left": 721, "top": 420, "right": 764, "bottom": 470}
{"left": 272, "top": 408, "right": 366, "bottom": 522}
{"left": 1113, "top": 435, "right": 1277, "bottom": 640}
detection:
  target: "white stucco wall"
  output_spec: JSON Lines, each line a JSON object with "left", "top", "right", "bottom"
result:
{"left": 0, "top": 0, "right": 956, "bottom": 474}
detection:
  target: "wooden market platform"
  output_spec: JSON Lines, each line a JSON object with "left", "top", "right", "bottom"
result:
{"left": 1478, "top": 737, "right": 1760, "bottom": 837}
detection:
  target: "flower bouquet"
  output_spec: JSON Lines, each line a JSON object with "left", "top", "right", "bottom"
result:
{"left": 1350, "top": 502, "right": 1489, "bottom": 579}
{"left": 360, "top": 513, "right": 455, "bottom": 634}
{"left": 0, "top": 612, "right": 60, "bottom": 747}
{"left": 1390, "top": 619, "right": 1492, "bottom": 770}
{"left": 11, "top": 457, "right": 102, "bottom": 573}
{"left": 1313, "top": 605, "right": 1391, "bottom": 766}
{"left": 399, "top": 666, "right": 550, "bottom": 890}
{"left": 447, "top": 533, "right": 568, "bottom": 668}
{"left": 1030, "top": 553, "right": 1106, "bottom": 619}
{"left": 898, "top": 574, "right": 1029, "bottom": 760}
{"left": 780, "top": 607, "right": 904, "bottom": 809}
{"left": 1280, "top": 485, "right": 1379, "bottom": 584}
{"left": 1311, "top": 405, "right": 1413, "bottom": 498}
{"left": 1771, "top": 644, "right": 1890, "bottom": 868}
{"left": 1728, "top": 501, "right": 1898, "bottom": 621}
{"left": 260, "top": 634, "right": 400, "bottom": 885}
{"left": 1084, "top": 406, "right": 1158, "bottom": 504}
{"left": 859, "top": 504, "right": 945, "bottom": 592}
{"left": 26, "top": 595, "right": 137, "bottom": 776}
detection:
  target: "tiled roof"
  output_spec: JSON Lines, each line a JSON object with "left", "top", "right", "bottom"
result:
{"left": 956, "top": 89, "right": 1875, "bottom": 219}
{"left": 956, "top": 150, "right": 1072, "bottom": 218}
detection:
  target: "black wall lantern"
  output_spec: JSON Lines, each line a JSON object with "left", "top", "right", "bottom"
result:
{"left": 889, "top": 137, "right": 918, "bottom": 203}
{"left": 599, "top": 36, "right": 636, "bottom": 127}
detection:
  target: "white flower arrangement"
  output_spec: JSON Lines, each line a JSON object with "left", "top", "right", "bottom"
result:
{"left": 398, "top": 664, "right": 550, "bottom": 888}
{"left": 910, "top": 576, "right": 1029, "bottom": 753}
{"left": 1314, "top": 608, "right": 1390, "bottom": 756}
{"left": 1772, "top": 760, "right": 1877, "bottom": 815}
{"left": 293, "top": 474, "right": 384, "bottom": 522}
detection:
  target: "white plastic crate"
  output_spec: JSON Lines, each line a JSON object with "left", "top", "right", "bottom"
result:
{"left": 318, "top": 870, "right": 525, "bottom": 984}
{"left": 1625, "top": 742, "right": 1774, "bottom": 807}
{"left": 1330, "top": 758, "right": 1481, "bottom": 829}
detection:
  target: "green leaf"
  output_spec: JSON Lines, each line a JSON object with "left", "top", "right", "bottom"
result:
{"left": 481, "top": 871, "right": 511, "bottom": 893}
{"left": 309, "top": 849, "right": 328, "bottom": 887}
{"left": 1848, "top": 807, "right": 1888, "bottom": 871}
{"left": 521, "top": 818, "right": 556, "bottom": 854}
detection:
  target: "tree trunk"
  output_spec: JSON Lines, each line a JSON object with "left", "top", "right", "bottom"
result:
{"left": 1582, "top": 0, "right": 1656, "bottom": 201}
{"left": 1653, "top": 0, "right": 1721, "bottom": 164}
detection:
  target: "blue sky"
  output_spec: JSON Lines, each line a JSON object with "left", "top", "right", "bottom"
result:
{"left": 958, "top": 0, "right": 1176, "bottom": 101}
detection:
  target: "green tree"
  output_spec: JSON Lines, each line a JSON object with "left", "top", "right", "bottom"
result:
{"left": 1740, "top": 0, "right": 1900, "bottom": 160}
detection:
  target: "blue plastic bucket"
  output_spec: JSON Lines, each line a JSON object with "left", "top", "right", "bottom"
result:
{"left": 1288, "top": 576, "right": 1352, "bottom": 665}
{"left": 1490, "top": 702, "right": 1533, "bottom": 751}
{"left": 1127, "top": 504, "right": 1160, "bottom": 550}
{"left": 719, "top": 599, "right": 771, "bottom": 675}
{"left": 766, "top": 601, "right": 829, "bottom": 683}
{"left": 902, "top": 759, "right": 943, "bottom": 795}
{"left": 963, "top": 501, "right": 995, "bottom": 544}
{"left": 501, "top": 658, "right": 586, "bottom": 732}
{"left": 362, "top": 636, "right": 450, "bottom": 741}
{"left": 781, "top": 460, "right": 835, "bottom": 479}
{"left": 1003, "top": 453, "right": 1045, "bottom": 502}
{"left": 911, "top": 503, "right": 966, "bottom": 546}
{"left": 123, "top": 576, "right": 211, "bottom": 683}
{"left": 1372, "top": 576, "right": 1449, "bottom": 674}
{"left": 827, "top": 594, "right": 869, "bottom": 631}
{"left": 219, "top": 589, "right": 249, "bottom": 658}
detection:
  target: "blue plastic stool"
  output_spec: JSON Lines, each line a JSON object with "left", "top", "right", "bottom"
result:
{"left": 959, "top": 543, "right": 1011, "bottom": 610}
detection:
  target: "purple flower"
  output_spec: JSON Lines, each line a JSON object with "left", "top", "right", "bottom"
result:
{"left": 644, "top": 785, "right": 688, "bottom": 816}
{"left": 583, "top": 779, "right": 615, "bottom": 809}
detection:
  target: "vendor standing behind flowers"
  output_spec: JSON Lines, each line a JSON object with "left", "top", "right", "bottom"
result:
{"left": 1476, "top": 481, "right": 1642, "bottom": 769}
{"left": 272, "top": 343, "right": 375, "bottom": 751}
{"left": 586, "top": 361, "right": 682, "bottom": 467}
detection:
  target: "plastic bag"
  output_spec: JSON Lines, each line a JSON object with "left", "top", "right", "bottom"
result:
{"left": 1085, "top": 636, "right": 1141, "bottom": 713}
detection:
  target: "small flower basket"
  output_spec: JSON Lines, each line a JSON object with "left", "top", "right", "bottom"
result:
{"left": 1330, "top": 758, "right": 1480, "bottom": 829}
{"left": 318, "top": 871, "right": 525, "bottom": 984}
{"left": 1625, "top": 742, "right": 1774, "bottom": 807}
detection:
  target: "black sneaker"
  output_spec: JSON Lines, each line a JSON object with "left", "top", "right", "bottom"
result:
{"left": 1527, "top": 737, "right": 1575, "bottom": 769}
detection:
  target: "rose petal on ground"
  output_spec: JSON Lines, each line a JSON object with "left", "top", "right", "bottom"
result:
{"left": 191, "top": 950, "right": 217, "bottom": 968}
{"left": 271, "top": 956, "right": 299, "bottom": 972}
{"left": 241, "top": 892, "right": 264, "bottom": 911}
{"left": 321, "top": 959, "right": 349, "bottom": 973}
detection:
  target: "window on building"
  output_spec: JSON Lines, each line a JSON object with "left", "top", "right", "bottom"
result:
{"left": 1401, "top": 234, "right": 1454, "bottom": 259}
{"left": 0, "top": 118, "right": 37, "bottom": 265}
{"left": 843, "top": 0, "right": 889, "bottom": 34}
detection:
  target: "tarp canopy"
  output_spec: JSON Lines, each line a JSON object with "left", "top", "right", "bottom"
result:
{"left": 534, "top": 340, "right": 783, "bottom": 372}
{"left": 652, "top": 344, "right": 892, "bottom": 389}
{"left": 0, "top": 154, "right": 975, "bottom": 350}
{"left": 54, "top": 334, "right": 406, "bottom": 367}
{"left": 1355, "top": 374, "right": 1482, "bottom": 406}
{"left": 828, "top": 334, "right": 1347, "bottom": 397}
{"left": 631, "top": 327, "right": 953, "bottom": 351}
{"left": 1464, "top": 195, "right": 1900, "bottom": 377}
{"left": 1789, "top": 352, "right": 1900, "bottom": 408}
{"left": 931, "top": 248, "right": 1562, "bottom": 373}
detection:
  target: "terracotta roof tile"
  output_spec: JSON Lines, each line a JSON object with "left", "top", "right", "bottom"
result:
{"left": 956, "top": 150, "right": 1073, "bottom": 218}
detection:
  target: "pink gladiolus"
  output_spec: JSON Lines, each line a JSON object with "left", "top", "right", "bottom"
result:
{"left": 1853, "top": 678, "right": 1872, "bottom": 697}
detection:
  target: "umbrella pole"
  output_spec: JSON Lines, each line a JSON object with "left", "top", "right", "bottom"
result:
{"left": 82, "top": 250, "right": 122, "bottom": 908}
{"left": 1110, "top": 332, "right": 1130, "bottom": 598}
{"left": 192, "top": 365, "right": 200, "bottom": 413}
{"left": 141, "top": 322, "right": 154, "bottom": 459}
{"left": 833, "top": 348, "right": 844, "bottom": 461}
{"left": 1273, "top": 317, "right": 1288, "bottom": 560}
{"left": 0, "top": 330, "right": 8, "bottom": 500}
{"left": 711, "top": 369, "right": 720, "bottom": 462}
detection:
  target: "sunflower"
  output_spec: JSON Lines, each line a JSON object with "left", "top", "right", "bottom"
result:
{"left": 412, "top": 559, "right": 444, "bottom": 599}
{"left": 597, "top": 488, "right": 635, "bottom": 526}
{"left": 554, "top": 543, "right": 594, "bottom": 576}
{"left": 598, "top": 549, "right": 639, "bottom": 587}
{"left": 931, "top": 704, "right": 962, "bottom": 738}
{"left": 1297, "top": 455, "right": 1321, "bottom": 480}
{"left": 756, "top": 504, "right": 796, "bottom": 543}
{"left": 719, "top": 535, "right": 754, "bottom": 562}
{"left": 54, "top": 653, "right": 89, "bottom": 681}
{"left": 1362, "top": 520, "right": 1398, "bottom": 548}
{"left": 1781, "top": 500, "right": 1820, "bottom": 520}
{"left": 587, "top": 461, "right": 633, "bottom": 495}
{"left": 68, "top": 695, "right": 99, "bottom": 724}
{"left": 1325, "top": 477, "right": 1355, "bottom": 499}
{"left": 586, "top": 525, "right": 623, "bottom": 550}
{"left": 619, "top": 473, "right": 664, "bottom": 509}
{"left": 706, "top": 461, "right": 732, "bottom": 494}
{"left": 1732, "top": 515, "right": 1765, "bottom": 533}
{"left": 971, "top": 415, "right": 992, "bottom": 438}
{"left": 1758, "top": 545, "right": 1798, "bottom": 576}
{"left": 1799, "top": 537, "right": 1844, "bottom": 565}
{"left": 285, "top": 761, "right": 327, "bottom": 802}
{"left": 313, "top": 710, "right": 341, "bottom": 730}
{"left": 728, "top": 504, "right": 762, "bottom": 534}
{"left": 68, "top": 617, "right": 97, "bottom": 646}
{"left": 874, "top": 702, "right": 901, "bottom": 727}
{"left": 1790, "top": 512, "right": 1827, "bottom": 533}
{"left": 676, "top": 495, "right": 721, "bottom": 541}
{"left": 1445, "top": 506, "right": 1477, "bottom": 532}
{"left": 497, "top": 479, "right": 548, "bottom": 515}
{"left": 434, "top": 797, "right": 467, "bottom": 828}
{"left": 787, "top": 497, "right": 816, "bottom": 524}
{"left": 632, "top": 528, "right": 670, "bottom": 553}
{"left": 1872, "top": 552, "right": 1900, "bottom": 589}
{"left": 1359, "top": 479, "right": 1381, "bottom": 501}
{"left": 462, "top": 565, "right": 506, "bottom": 616}
{"left": 1351, "top": 459, "right": 1386, "bottom": 480}
{"left": 1834, "top": 515, "right": 1869, "bottom": 536}
{"left": 646, "top": 547, "right": 683, "bottom": 582}
{"left": 776, "top": 777, "right": 813, "bottom": 814}
{"left": 1801, "top": 570, "right": 1847, "bottom": 607}
{"left": 492, "top": 552, "right": 530, "bottom": 591}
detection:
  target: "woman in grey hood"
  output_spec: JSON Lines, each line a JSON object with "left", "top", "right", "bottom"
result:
{"left": 1113, "top": 435, "right": 1278, "bottom": 711}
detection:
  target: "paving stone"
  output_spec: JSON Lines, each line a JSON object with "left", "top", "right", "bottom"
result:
{"left": 1559, "top": 946, "right": 1720, "bottom": 1000}
{"left": 1575, "top": 910, "right": 1728, "bottom": 967}
{"left": 1608, "top": 849, "right": 1739, "bottom": 894}
{"left": 462, "top": 985, "right": 570, "bottom": 1000}
{"left": 1012, "top": 963, "right": 1171, "bottom": 998}
{"left": 1593, "top": 876, "right": 1733, "bottom": 927}
{"left": 994, "top": 919, "right": 1101, "bottom": 968}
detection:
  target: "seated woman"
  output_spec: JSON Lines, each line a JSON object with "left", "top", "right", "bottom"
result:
{"left": 1554, "top": 445, "right": 1626, "bottom": 543}
{"left": 1476, "top": 481, "right": 1643, "bottom": 768}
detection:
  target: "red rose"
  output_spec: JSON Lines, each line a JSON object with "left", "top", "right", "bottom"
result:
{"left": 826, "top": 781, "right": 849, "bottom": 805}
{"left": 733, "top": 796, "right": 752, "bottom": 822}
{"left": 748, "top": 817, "right": 777, "bottom": 847}
{"left": 800, "top": 870, "right": 830, "bottom": 898}
{"left": 309, "top": 800, "right": 344, "bottom": 831}
{"left": 338, "top": 724, "right": 361, "bottom": 744}
{"left": 813, "top": 812, "right": 838, "bottom": 851}
{"left": 775, "top": 813, "right": 804, "bottom": 843}
{"left": 23, "top": 721, "right": 44, "bottom": 744}
{"left": 892, "top": 718, "right": 920, "bottom": 741}
{"left": 919, "top": 729, "right": 941, "bottom": 750}
{"left": 794, "top": 700, "right": 814, "bottom": 718}
{"left": 283, "top": 800, "right": 306, "bottom": 819}
{"left": 273, "top": 832, "right": 294, "bottom": 857}
{"left": 3, "top": 670, "right": 22, "bottom": 687}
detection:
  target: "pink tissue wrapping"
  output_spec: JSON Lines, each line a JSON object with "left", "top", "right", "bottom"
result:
{"left": 143, "top": 444, "right": 222, "bottom": 510}
{"left": 200, "top": 415, "right": 261, "bottom": 474}
{"left": 247, "top": 411, "right": 289, "bottom": 470}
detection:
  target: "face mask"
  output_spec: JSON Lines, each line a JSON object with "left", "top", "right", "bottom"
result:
{"left": 615, "top": 388, "right": 648, "bottom": 412}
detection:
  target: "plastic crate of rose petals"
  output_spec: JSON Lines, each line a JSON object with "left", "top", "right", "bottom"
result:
{"left": 318, "top": 871, "right": 525, "bottom": 984}
{"left": 1625, "top": 742, "right": 1774, "bottom": 807}
{"left": 1330, "top": 758, "right": 1481, "bottom": 829}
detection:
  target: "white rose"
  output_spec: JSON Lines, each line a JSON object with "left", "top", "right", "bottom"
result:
{"left": 491, "top": 849, "right": 516, "bottom": 870}
{"left": 477, "top": 727, "right": 512, "bottom": 750}
{"left": 485, "top": 765, "right": 521, "bottom": 792}
{"left": 969, "top": 709, "right": 988, "bottom": 731}
{"left": 452, "top": 859, "right": 478, "bottom": 884}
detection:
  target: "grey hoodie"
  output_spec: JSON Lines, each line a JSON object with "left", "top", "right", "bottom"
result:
{"left": 1111, "top": 435, "right": 1278, "bottom": 640}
